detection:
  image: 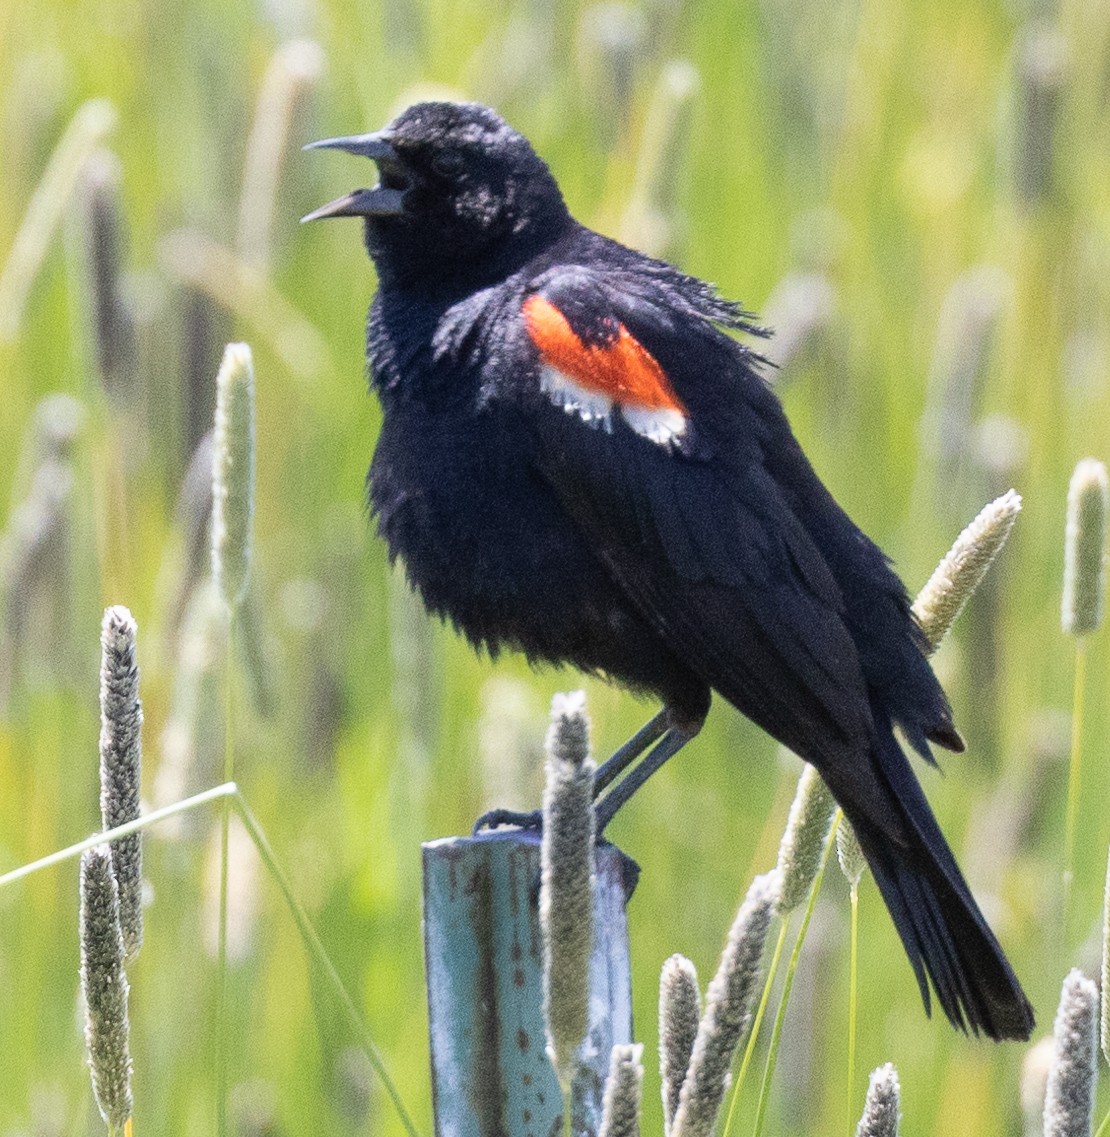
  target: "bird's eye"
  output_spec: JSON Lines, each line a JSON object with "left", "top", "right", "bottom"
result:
{"left": 431, "top": 151, "right": 465, "bottom": 177}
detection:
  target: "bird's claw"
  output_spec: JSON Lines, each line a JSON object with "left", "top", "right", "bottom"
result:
{"left": 472, "top": 807, "right": 544, "bottom": 835}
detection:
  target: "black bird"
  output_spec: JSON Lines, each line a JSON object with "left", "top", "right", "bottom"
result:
{"left": 305, "top": 100, "right": 1034, "bottom": 1041}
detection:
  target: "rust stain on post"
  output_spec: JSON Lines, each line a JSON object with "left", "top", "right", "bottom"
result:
{"left": 467, "top": 859, "right": 509, "bottom": 1137}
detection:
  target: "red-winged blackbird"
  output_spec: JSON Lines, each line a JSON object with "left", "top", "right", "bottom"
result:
{"left": 305, "top": 101, "right": 1033, "bottom": 1041}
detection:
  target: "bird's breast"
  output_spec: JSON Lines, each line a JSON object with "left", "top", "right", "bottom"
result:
{"left": 368, "top": 398, "right": 627, "bottom": 657}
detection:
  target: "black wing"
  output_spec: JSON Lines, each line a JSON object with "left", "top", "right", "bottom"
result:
{"left": 511, "top": 261, "right": 891, "bottom": 782}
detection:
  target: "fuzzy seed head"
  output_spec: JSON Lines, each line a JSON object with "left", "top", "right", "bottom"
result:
{"left": 659, "top": 954, "right": 701, "bottom": 1134}
{"left": 671, "top": 871, "right": 779, "bottom": 1137}
{"left": 1062, "top": 459, "right": 1108, "bottom": 637}
{"left": 775, "top": 762, "right": 836, "bottom": 913}
{"left": 599, "top": 1043, "right": 644, "bottom": 1137}
{"left": 80, "top": 846, "right": 133, "bottom": 1128}
{"left": 1044, "top": 969, "right": 1097, "bottom": 1137}
{"left": 836, "top": 817, "right": 868, "bottom": 888}
{"left": 1023, "top": 1036, "right": 1054, "bottom": 1137}
{"left": 541, "top": 690, "right": 596, "bottom": 1090}
{"left": 211, "top": 342, "right": 256, "bottom": 611}
{"left": 855, "top": 1064, "right": 900, "bottom": 1137}
{"left": 913, "top": 490, "right": 1022, "bottom": 653}
{"left": 99, "top": 605, "right": 143, "bottom": 960}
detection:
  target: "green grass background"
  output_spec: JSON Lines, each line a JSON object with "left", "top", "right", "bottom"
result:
{"left": 2, "top": 0, "right": 1109, "bottom": 1132}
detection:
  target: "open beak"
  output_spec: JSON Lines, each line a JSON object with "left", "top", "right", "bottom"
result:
{"left": 301, "top": 132, "right": 408, "bottom": 222}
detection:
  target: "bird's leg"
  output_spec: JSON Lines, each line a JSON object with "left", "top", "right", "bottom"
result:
{"left": 474, "top": 706, "right": 696, "bottom": 837}
{"left": 594, "top": 721, "right": 699, "bottom": 834}
{"left": 592, "top": 708, "right": 671, "bottom": 796}
{"left": 470, "top": 707, "right": 667, "bottom": 834}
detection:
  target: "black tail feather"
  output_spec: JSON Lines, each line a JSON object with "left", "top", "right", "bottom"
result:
{"left": 860, "top": 828, "right": 1033, "bottom": 1039}
{"left": 828, "top": 714, "right": 1034, "bottom": 1041}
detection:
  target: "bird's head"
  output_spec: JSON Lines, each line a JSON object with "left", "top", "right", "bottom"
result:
{"left": 304, "top": 101, "right": 571, "bottom": 288}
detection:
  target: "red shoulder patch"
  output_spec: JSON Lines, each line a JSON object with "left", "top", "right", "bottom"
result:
{"left": 522, "top": 294, "right": 687, "bottom": 415}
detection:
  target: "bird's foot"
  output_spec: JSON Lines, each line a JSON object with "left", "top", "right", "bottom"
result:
{"left": 472, "top": 807, "right": 642, "bottom": 900}
{"left": 472, "top": 807, "right": 544, "bottom": 835}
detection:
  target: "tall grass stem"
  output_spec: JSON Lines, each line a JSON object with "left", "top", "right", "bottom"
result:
{"left": 751, "top": 810, "right": 841, "bottom": 1137}
{"left": 0, "top": 783, "right": 422, "bottom": 1137}
{"left": 215, "top": 616, "right": 235, "bottom": 1137}
{"left": 0, "top": 98, "right": 117, "bottom": 341}
{"left": 718, "top": 919, "right": 789, "bottom": 1137}
{"left": 230, "top": 795, "right": 423, "bottom": 1137}
{"left": 0, "top": 783, "right": 239, "bottom": 888}
{"left": 847, "top": 882, "right": 859, "bottom": 1137}
{"left": 1061, "top": 459, "right": 1109, "bottom": 637}
{"left": 672, "top": 873, "right": 779, "bottom": 1137}
{"left": 238, "top": 40, "right": 325, "bottom": 269}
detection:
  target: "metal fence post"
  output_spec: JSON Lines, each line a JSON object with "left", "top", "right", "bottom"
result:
{"left": 422, "top": 830, "right": 634, "bottom": 1137}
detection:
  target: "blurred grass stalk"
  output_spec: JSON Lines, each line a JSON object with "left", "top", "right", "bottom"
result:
{"left": 916, "top": 266, "right": 1008, "bottom": 521}
{"left": 159, "top": 230, "right": 332, "bottom": 388}
{"left": 618, "top": 59, "right": 700, "bottom": 260}
{"left": 80, "top": 148, "right": 137, "bottom": 402}
{"left": 575, "top": 2, "right": 648, "bottom": 145}
{"left": 0, "top": 782, "right": 421, "bottom": 1137}
{"left": 0, "top": 97, "right": 117, "bottom": 342}
{"left": 1013, "top": 24, "right": 1067, "bottom": 209}
{"left": 211, "top": 341, "right": 255, "bottom": 1137}
{"left": 759, "top": 271, "right": 835, "bottom": 379}
{"left": 0, "top": 393, "right": 84, "bottom": 708}
{"left": 154, "top": 579, "right": 226, "bottom": 819}
{"left": 237, "top": 39, "right": 325, "bottom": 271}
{"left": 211, "top": 343, "right": 256, "bottom": 615}
{"left": 1061, "top": 459, "right": 1108, "bottom": 920}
